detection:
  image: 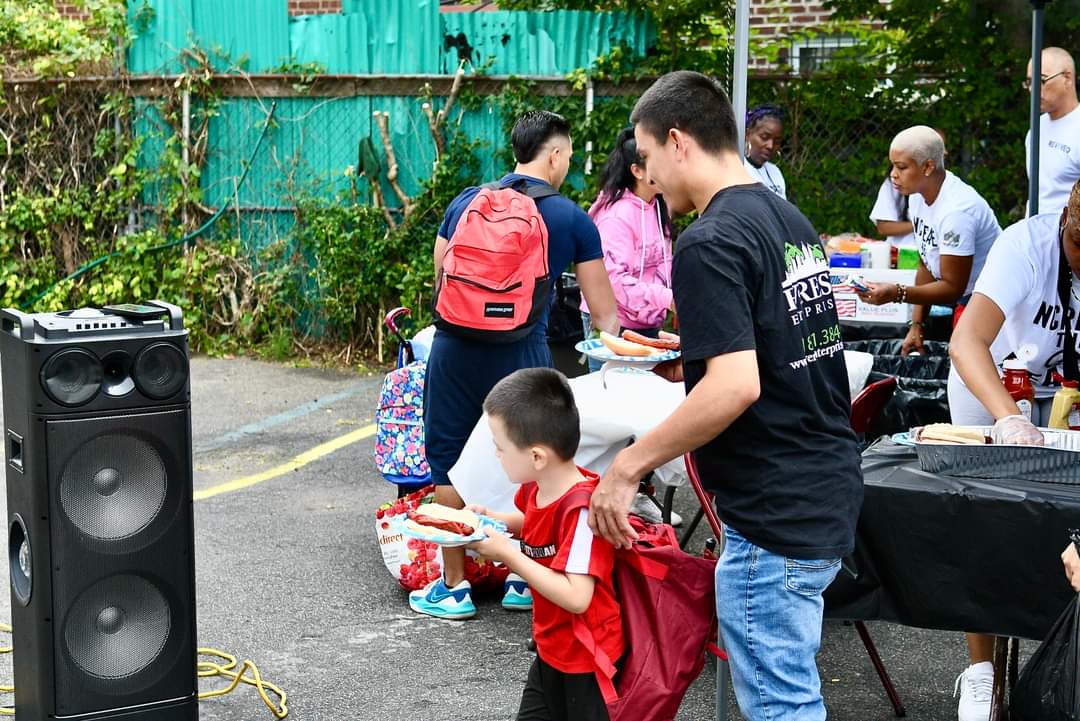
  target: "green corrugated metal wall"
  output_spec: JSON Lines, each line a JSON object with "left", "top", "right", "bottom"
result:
{"left": 440, "top": 10, "right": 654, "bottom": 76}
{"left": 128, "top": 0, "right": 654, "bottom": 237}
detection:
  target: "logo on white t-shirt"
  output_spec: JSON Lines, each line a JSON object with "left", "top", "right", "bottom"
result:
{"left": 913, "top": 216, "right": 936, "bottom": 248}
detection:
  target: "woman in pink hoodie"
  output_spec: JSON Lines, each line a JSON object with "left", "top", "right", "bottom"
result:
{"left": 580, "top": 127, "right": 674, "bottom": 370}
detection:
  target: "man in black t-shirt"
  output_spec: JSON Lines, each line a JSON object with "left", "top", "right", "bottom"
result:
{"left": 589, "top": 71, "right": 862, "bottom": 721}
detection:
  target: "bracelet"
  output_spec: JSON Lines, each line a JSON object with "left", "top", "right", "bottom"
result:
{"left": 908, "top": 320, "right": 924, "bottom": 331}
{"left": 895, "top": 283, "right": 907, "bottom": 304}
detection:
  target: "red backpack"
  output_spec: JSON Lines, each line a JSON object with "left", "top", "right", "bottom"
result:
{"left": 433, "top": 181, "right": 559, "bottom": 343}
{"left": 557, "top": 491, "right": 718, "bottom": 721}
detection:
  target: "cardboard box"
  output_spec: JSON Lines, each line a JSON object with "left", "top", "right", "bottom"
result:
{"left": 831, "top": 268, "right": 917, "bottom": 326}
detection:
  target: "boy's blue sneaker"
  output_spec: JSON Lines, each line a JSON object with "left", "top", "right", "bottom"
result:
{"left": 501, "top": 573, "right": 533, "bottom": 611}
{"left": 409, "top": 578, "right": 475, "bottom": 620}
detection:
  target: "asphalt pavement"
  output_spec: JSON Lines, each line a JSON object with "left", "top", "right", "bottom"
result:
{"left": 0, "top": 355, "right": 1034, "bottom": 720}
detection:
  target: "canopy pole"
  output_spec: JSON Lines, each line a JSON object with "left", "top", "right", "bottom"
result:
{"left": 1028, "top": 0, "right": 1049, "bottom": 217}
{"left": 733, "top": 0, "right": 750, "bottom": 156}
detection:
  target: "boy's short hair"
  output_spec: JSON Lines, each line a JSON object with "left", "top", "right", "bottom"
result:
{"left": 511, "top": 110, "right": 572, "bottom": 164}
{"left": 630, "top": 71, "right": 739, "bottom": 156}
{"left": 483, "top": 368, "right": 580, "bottom": 460}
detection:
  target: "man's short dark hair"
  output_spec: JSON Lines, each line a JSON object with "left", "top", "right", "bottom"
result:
{"left": 483, "top": 368, "right": 580, "bottom": 461}
{"left": 511, "top": 110, "right": 572, "bottom": 164}
{"left": 630, "top": 71, "right": 739, "bottom": 155}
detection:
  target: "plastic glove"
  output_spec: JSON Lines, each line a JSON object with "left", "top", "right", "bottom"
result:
{"left": 990, "top": 415, "right": 1044, "bottom": 446}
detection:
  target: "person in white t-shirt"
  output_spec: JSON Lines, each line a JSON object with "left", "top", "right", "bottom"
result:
{"left": 1025, "top": 47, "right": 1080, "bottom": 215}
{"left": 859, "top": 125, "right": 1001, "bottom": 355}
{"left": 870, "top": 129, "right": 947, "bottom": 248}
{"left": 743, "top": 105, "right": 786, "bottom": 199}
{"left": 947, "top": 179, "right": 1080, "bottom": 721}
{"left": 869, "top": 176, "right": 916, "bottom": 246}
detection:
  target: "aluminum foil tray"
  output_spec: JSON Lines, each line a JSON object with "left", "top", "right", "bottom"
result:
{"left": 914, "top": 426, "right": 1080, "bottom": 484}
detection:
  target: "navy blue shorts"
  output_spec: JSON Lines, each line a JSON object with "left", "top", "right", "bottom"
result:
{"left": 423, "top": 329, "right": 552, "bottom": 486}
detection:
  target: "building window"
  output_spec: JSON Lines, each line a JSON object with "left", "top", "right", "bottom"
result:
{"left": 790, "top": 35, "right": 859, "bottom": 74}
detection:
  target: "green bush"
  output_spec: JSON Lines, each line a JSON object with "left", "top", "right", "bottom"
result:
{"left": 290, "top": 127, "right": 483, "bottom": 351}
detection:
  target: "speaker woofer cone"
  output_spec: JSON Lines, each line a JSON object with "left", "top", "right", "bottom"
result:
{"left": 133, "top": 343, "right": 187, "bottom": 400}
{"left": 101, "top": 350, "right": 135, "bottom": 398}
{"left": 41, "top": 348, "right": 103, "bottom": 406}
{"left": 59, "top": 434, "right": 167, "bottom": 542}
{"left": 63, "top": 574, "right": 171, "bottom": 680}
{"left": 9, "top": 515, "right": 31, "bottom": 606}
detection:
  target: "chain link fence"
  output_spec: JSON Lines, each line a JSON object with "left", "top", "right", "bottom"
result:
{"left": 2, "top": 69, "right": 1031, "bottom": 326}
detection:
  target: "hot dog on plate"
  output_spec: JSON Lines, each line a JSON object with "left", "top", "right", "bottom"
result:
{"left": 599, "top": 330, "right": 658, "bottom": 357}
{"left": 622, "top": 330, "right": 680, "bottom": 351}
{"left": 405, "top": 503, "right": 480, "bottom": 538}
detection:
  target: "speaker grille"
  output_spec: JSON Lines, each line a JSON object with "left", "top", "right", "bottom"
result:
{"left": 47, "top": 410, "right": 196, "bottom": 715}
{"left": 63, "top": 574, "right": 171, "bottom": 680}
{"left": 59, "top": 433, "right": 167, "bottom": 541}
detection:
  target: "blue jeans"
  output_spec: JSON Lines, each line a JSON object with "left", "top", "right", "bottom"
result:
{"left": 716, "top": 526, "right": 840, "bottom": 721}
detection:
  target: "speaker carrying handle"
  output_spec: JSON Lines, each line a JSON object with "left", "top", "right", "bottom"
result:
{"left": 147, "top": 300, "right": 184, "bottom": 332}
{"left": 1, "top": 308, "right": 33, "bottom": 341}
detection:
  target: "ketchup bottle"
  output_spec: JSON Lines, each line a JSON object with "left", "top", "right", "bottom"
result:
{"left": 1002, "top": 358, "right": 1034, "bottom": 422}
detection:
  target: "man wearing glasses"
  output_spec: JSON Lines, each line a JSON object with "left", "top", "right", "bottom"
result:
{"left": 1025, "top": 47, "right": 1079, "bottom": 215}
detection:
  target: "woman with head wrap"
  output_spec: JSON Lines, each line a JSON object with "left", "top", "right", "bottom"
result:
{"left": 743, "top": 105, "right": 786, "bottom": 199}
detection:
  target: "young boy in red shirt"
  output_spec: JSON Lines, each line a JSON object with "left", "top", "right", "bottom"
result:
{"left": 468, "top": 367, "right": 623, "bottom": 721}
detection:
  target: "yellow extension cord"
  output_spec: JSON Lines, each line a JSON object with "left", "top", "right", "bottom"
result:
{"left": 0, "top": 623, "right": 288, "bottom": 718}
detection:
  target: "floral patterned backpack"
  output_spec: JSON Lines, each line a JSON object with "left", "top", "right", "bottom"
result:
{"left": 373, "top": 360, "right": 430, "bottom": 489}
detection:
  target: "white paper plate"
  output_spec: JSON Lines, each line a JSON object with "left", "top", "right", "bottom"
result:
{"left": 574, "top": 338, "right": 680, "bottom": 365}
{"left": 390, "top": 514, "right": 508, "bottom": 548}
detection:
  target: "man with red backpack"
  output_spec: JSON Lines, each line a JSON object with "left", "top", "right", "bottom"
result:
{"left": 409, "top": 110, "right": 619, "bottom": 620}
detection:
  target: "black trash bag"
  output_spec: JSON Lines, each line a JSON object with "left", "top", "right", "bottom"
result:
{"left": 846, "top": 339, "right": 950, "bottom": 360}
{"left": 1010, "top": 595, "right": 1080, "bottom": 721}
{"left": 863, "top": 371, "right": 950, "bottom": 438}
{"left": 869, "top": 353, "right": 952, "bottom": 380}
{"left": 846, "top": 339, "right": 952, "bottom": 380}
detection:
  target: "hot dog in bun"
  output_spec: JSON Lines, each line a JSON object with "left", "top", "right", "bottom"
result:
{"left": 917, "top": 424, "right": 988, "bottom": 445}
{"left": 621, "top": 330, "right": 680, "bottom": 351}
{"left": 405, "top": 504, "right": 480, "bottom": 538}
{"left": 599, "top": 330, "right": 657, "bottom": 357}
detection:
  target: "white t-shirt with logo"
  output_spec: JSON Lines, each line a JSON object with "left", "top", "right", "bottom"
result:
{"left": 869, "top": 177, "right": 916, "bottom": 247}
{"left": 744, "top": 158, "right": 786, "bottom": 199}
{"left": 1025, "top": 105, "right": 1080, "bottom": 215}
{"left": 973, "top": 212, "right": 1076, "bottom": 397}
{"left": 910, "top": 170, "right": 1001, "bottom": 298}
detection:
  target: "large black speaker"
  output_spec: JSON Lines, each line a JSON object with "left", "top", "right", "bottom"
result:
{"left": 0, "top": 302, "right": 198, "bottom": 721}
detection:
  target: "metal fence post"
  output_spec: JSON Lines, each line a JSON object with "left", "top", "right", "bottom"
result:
{"left": 182, "top": 87, "right": 191, "bottom": 244}
{"left": 585, "top": 78, "right": 594, "bottom": 177}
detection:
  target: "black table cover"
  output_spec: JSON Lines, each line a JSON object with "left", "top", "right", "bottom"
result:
{"left": 825, "top": 438, "right": 1078, "bottom": 640}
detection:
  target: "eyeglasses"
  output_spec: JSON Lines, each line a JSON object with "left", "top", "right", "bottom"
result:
{"left": 1023, "top": 71, "right": 1066, "bottom": 90}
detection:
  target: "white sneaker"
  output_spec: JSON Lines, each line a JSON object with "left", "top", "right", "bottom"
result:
{"left": 629, "top": 493, "right": 682, "bottom": 527}
{"left": 955, "top": 661, "right": 993, "bottom": 721}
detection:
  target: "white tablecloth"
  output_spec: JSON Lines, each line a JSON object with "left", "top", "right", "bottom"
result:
{"left": 448, "top": 351, "right": 875, "bottom": 515}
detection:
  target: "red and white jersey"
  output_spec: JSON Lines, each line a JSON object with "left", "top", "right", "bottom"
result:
{"left": 514, "top": 470, "right": 624, "bottom": 674}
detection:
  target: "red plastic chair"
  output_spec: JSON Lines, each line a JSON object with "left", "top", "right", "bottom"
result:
{"left": 688, "top": 373, "right": 906, "bottom": 719}
{"left": 851, "top": 376, "right": 899, "bottom": 436}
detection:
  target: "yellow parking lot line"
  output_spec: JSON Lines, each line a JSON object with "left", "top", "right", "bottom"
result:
{"left": 194, "top": 424, "right": 377, "bottom": 501}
